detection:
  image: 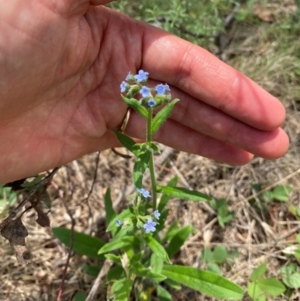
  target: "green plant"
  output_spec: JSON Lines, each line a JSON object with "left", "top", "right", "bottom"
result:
{"left": 280, "top": 263, "right": 300, "bottom": 290}
{"left": 209, "top": 198, "right": 235, "bottom": 228}
{"left": 288, "top": 205, "right": 300, "bottom": 220}
{"left": 247, "top": 263, "right": 286, "bottom": 301}
{"left": 201, "top": 245, "right": 239, "bottom": 275}
{"left": 108, "top": 0, "right": 241, "bottom": 47}
{"left": 251, "top": 184, "right": 292, "bottom": 207}
{"left": 0, "top": 185, "right": 17, "bottom": 217}
{"left": 53, "top": 70, "right": 244, "bottom": 300}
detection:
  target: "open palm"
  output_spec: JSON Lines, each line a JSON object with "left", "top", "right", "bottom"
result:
{"left": 0, "top": 0, "right": 289, "bottom": 183}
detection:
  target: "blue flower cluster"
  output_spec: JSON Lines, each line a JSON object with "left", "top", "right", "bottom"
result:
{"left": 115, "top": 187, "right": 161, "bottom": 234}
{"left": 136, "top": 188, "right": 151, "bottom": 198}
{"left": 120, "top": 70, "right": 171, "bottom": 109}
{"left": 143, "top": 218, "right": 156, "bottom": 233}
{"left": 143, "top": 209, "right": 161, "bottom": 233}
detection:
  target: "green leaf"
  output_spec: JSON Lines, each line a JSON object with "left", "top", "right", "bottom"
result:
{"left": 282, "top": 272, "right": 300, "bottom": 289}
{"left": 0, "top": 186, "right": 17, "bottom": 209}
{"left": 111, "top": 278, "right": 133, "bottom": 301}
{"left": 213, "top": 246, "right": 228, "bottom": 264}
{"left": 164, "top": 279, "right": 181, "bottom": 290}
{"left": 145, "top": 235, "right": 171, "bottom": 264}
{"left": 133, "top": 149, "right": 151, "bottom": 188}
{"left": 157, "top": 285, "right": 173, "bottom": 301}
{"left": 281, "top": 263, "right": 297, "bottom": 274}
{"left": 208, "top": 198, "right": 218, "bottom": 211}
{"left": 81, "top": 264, "right": 100, "bottom": 277}
{"left": 207, "top": 262, "right": 221, "bottom": 275}
{"left": 295, "top": 247, "right": 300, "bottom": 259}
{"left": 104, "top": 188, "right": 116, "bottom": 225}
{"left": 105, "top": 253, "right": 122, "bottom": 265}
{"left": 261, "top": 191, "right": 273, "bottom": 203}
{"left": 52, "top": 227, "right": 105, "bottom": 259}
{"left": 132, "top": 262, "right": 166, "bottom": 282}
{"left": 280, "top": 264, "right": 300, "bottom": 289}
{"left": 74, "top": 291, "right": 87, "bottom": 301}
{"left": 157, "top": 185, "right": 213, "bottom": 202}
{"left": 226, "top": 250, "right": 239, "bottom": 265}
{"left": 247, "top": 282, "right": 265, "bottom": 301}
{"left": 98, "top": 236, "right": 136, "bottom": 255}
{"left": 201, "top": 248, "right": 213, "bottom": 264}
{"left": 122, "top": 95, "right": 148, "bottom": 118}
{"left": 250, "top": 264, "right": 267, "bottom": 282}
{"left": 148, "top": 142, "right": 161, "bottom": 153}
{"left": 113, "top": 131, "right": 136, "bottom": 153}
{"left": 162, "top": 221, "right": 179, "bottom": 242}
{"left": 257, "top": 278, "right": 286, "bottom": 296}
{"left": 166, "top": 225, "right": 194, "bottom": 257}
{"left": 161, "top": 265, "right": 244, "bottom": 300}
{"left": 151, "top": 253, "right": 164, "bottom": 274}
{"left": 106, "top": 265, "right": 125, "bottom": 281}
{"left": 217, "top": 207, "right": 234, "bottom": 228}
{"left": 151, "top": 98, "right": 179, "bottom": 134}
{"left": 106, "top": 208, "right": 134, "bottom": 233}
{"left": 272, "top": 185, "right": 292, "bottom": 202}
{"left": 158, "top": 177, "right": 178, "bottom": 212}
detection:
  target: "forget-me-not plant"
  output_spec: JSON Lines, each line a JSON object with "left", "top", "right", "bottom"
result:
{"left": 96, "top": 69, "right": 244, "bottom": 301}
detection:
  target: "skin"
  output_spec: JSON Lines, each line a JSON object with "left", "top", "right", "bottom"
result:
{"left": 0, "top": 0, "right": 289, "bottom": 183}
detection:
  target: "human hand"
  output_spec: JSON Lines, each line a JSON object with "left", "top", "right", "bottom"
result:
{"left": 0, "top": 0, "right": 289, "bottom": 183}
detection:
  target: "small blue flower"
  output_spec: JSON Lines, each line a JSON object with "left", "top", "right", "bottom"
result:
{"left": 143, "top": 218, "right": 157, "bottom": 233}
{"left": 140, "top": 86, "right": 151, "bottom": 97}
{"left": 155, "top": 84, "right": 166, "bottom": 95}
{"left": 154, "top": 210, "right": 160, "bottom": 220}
{"left": 120, "top": 81, "right": 127, "bottom": 93}
{"left": 148, "top": 99, "right": 156, "bottom": 107}
{"left": 164, "top": 84, "right": 171, "bottom": 92}
{"left": 137, "top": 188, "right": 151, "bottom": 198}
{"left": 134, "top": 70, "right": 149, "bottom": 82}
{"left": 116, "top": 219, "right": 122, "bottom": 227}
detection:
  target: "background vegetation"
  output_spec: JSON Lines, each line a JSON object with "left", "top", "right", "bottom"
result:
{"left": 0, "top": 0, "right": 300, "bottom": 300}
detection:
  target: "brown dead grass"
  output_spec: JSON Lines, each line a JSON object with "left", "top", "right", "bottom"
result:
{"left": 1, "top": 1, "right": 300, "bottom": 300}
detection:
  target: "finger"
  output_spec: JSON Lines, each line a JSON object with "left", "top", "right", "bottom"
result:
{"left": 90, "top": 0, "right": 113, "bottom": 5}
{"left": 140, "top": 24, "right": 285, "bottom": 131}
{"left": 169, "top": 86, "right": 289, "bottom": 159}
{"left": 125, "top": 111, "right": 253, "bottom": 165}
{"left": 124, "top": 105, "right": 288, "bottom": 161}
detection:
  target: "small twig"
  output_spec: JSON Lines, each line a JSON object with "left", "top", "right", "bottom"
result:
{"left": 56, "top": 167, "right": 76, "bottom": 301}
{"left": 0, "top": 167, "right": 60, "bottom": 231}
{"left": 216, "top": 0, "right": 242, "bottom": 59}
{"left": 276, "top": 224, "right": 300, "bottom": 241}
{"left": 245, "top": 168, "right": 300, "bottom": 201}
{"left": 85, "top": 259, "right": 113, "bottom": 301}
{"left": 186, "top": 240, "right": 296, "bottom": 248}
{"left": 83, "top": 152, "right": 100, "bottom": 219}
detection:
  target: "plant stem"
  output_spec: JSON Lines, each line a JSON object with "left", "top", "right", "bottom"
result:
{"left": 146, "top": 108, "right": 157, "bottom": 209}
{"left": 149, "top": 155, "right": 157, "bottom": 209}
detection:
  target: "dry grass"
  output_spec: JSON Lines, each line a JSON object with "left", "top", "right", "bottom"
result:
{"left": 1, "top": 1, "right": 300, "bottom": 300}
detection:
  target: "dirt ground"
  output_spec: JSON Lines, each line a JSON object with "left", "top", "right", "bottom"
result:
{"left": 0, "top": 1, "right": 300, "bottom": 301}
